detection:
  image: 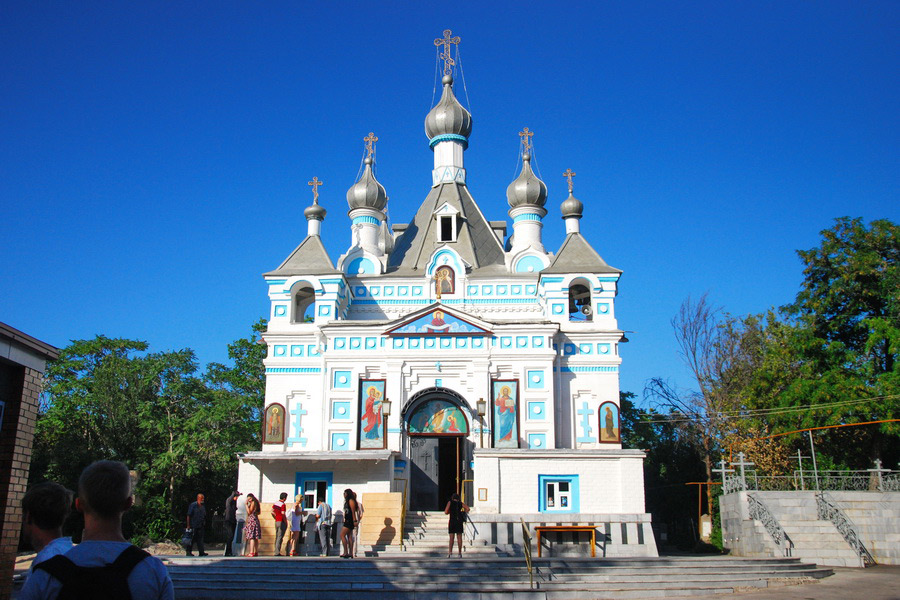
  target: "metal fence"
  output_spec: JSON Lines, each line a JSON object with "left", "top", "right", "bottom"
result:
{"left": 726, "top": 469, "right": 900, "bottom": 493}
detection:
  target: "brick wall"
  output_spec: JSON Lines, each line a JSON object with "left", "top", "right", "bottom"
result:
{"left": 0, "top": 364, "right": 40, "bottom": 600}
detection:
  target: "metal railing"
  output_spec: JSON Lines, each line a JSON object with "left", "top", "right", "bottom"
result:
{"left": 727, "top": 469, "right": 899, "bottom": 493}
{"left": 521, "top": 518, "right": 534, "bottom": 589}
{"left": 816, "top": 491, "right": 876, "bottom": 566}
{"left": 747, "top": 494, "right": 793, "bottom": 557}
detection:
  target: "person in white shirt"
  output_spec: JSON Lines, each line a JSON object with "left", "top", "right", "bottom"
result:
{"left": 288, "top": 495, "right": 306, "bottom": 556}
{"left": 22, "top": 482, "right": 74, "bottom": 575}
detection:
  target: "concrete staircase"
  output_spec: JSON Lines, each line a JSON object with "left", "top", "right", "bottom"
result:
{"left": 362, "top": 510, "right": 496, "bottom": 556}
{"left": 164, "top": 555, "right": 832, "bottom": 599}
{"left": 832, "top": 491, "right": 900, "bottom": 565}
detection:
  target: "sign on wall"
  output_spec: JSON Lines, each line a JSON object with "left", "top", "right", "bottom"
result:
{"left": 358, "top": 379, "right": 387, "bottom": 449}
{"left": 491, "top": 379, "right": 519, "bottom": 448}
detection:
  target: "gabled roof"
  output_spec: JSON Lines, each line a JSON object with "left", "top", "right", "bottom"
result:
{"left": 264, "top": 235, "right": 340, "bottom": 277}
{"left": 383, "top": 302, "right": 493, "bottom": 336}
{"left": 543, "top": 233, "right": 622, "bottom": 275}
{"left": 388, "top": 183, "right": 506, "bottom": 275}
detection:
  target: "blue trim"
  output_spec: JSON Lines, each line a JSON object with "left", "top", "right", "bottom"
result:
{"left": 295, "top": 471, "right": 333, "bottom": 508}
{"left": 352, "top": 215, "right": 381, "bottom": 226}
{"left": 528, "top": 433, "right": 547, "bottom": 449}
{"left": 538, "top": 474, "right": 580, "bottom": 513}
{"left": 320, "top": 278, "right": 344, "bottom": 285}
{"left": 557, "top": 366, "right": 619, "bottom": 372}
{"left": 513, "top": 213, "right": 542, "bottom": 223}
{"left": 331, "top": 432, "right": 350, "bottom": 451}
{"left": 332, "top": 401, "right": 351, "bottom": 420}
{"left": 267, "top": 279, "right": 288, "bottom": 285}
{"left": 429, "top": 133, "right": 468, "bottom": 149}
{"left": 266, "top": 367, "right": 322, "bottom": 374}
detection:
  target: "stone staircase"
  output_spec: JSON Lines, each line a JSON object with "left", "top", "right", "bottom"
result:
{"left": 362, "top": 510, "right": 496, "bottom": 556}
{"left": 164, "top": 555, "right": 832, "bottom": 599}
{"left": 832, "top": 491, "right": 900, "bottom": 565}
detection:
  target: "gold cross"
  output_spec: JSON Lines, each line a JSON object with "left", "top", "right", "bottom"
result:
{"left": 519, "top": 127, "right": 534, "bottom": 153}
{"left": 434, "top": 29, "right": 461, "bottom": 76}
{"left": 364, "top": 132, "right": 378, "bottom": 159}
{"left": 308, "top": 177, "right": 323, "bottom": 204}
{"left": 563, "top": 169, "right": 576, "bottom": 194}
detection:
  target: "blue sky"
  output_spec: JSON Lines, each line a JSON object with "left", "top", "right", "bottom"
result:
{"left": 2, "top": 2, "right": 897, "bottom": 400}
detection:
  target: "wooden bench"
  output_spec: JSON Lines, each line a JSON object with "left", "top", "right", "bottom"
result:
{"left": 534, "top": 525, "right": 597, "bottom": 558}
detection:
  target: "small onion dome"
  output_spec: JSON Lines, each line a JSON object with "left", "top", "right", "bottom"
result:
{"left": 304, "top": 202, "right": 326, "bottom": 220}
{"left": 346, "top": 157, "right": 387, "bottom": 211}
{"left": 560, "top": 192, "right": 583, "bottom": 219}
{"left": 506, "top": 153, "right": 548, "bottom": 208}
{"left": 425, "top": 74, "right": 473, "bottom": 142}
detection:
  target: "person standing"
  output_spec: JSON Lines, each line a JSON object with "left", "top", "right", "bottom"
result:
{"left": 223, "top": 491, "right": 241, "bottom": 557}
{"left": 444, "top": 492, "right": 468, "bottom": 558}
{"left": 21, "top": 482, "right": 74, "bottom": 575}
{"left": 288, "top": 495, "right": 305, "bottom": 556}
{"left": 186, "top": 494, "right": 208, "bottom": 557}
{"left": 352, "top": 497, "right": 365, "bottom": 557}
{"left": 244, "top": 493, "right": 261, "bottom": 557}
{"left": 234, "top": 493, "right": 247, "bottom": 556}
{"left": 315, "top": 498, "right": 333, "bottom": 557}
{"left": 339, "top": 489, "right": 359, "bottom": 559}
{"left": 271, "top": 492, "right": 288, "bottom": 556}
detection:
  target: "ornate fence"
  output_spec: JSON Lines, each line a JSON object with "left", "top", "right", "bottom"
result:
{"left": 726, "top": 469, "right": 899, "bottom": 493}
{"left": 816, "top": 491, "right": 876, "bottom": 566}
{"left": 747, "top": 494, "right": 793, "bottom": 557}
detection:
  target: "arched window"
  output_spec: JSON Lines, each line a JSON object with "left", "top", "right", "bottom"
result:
{"left": 568, "top": 279, "right": 593, "bottom": 322}
{"left": 291, "top": 283, "right": 316, "bottom": 323}
{"left": 435, "top": 265, "right": 455, "bottom": 296}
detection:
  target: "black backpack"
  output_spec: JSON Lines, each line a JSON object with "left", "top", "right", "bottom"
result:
{"left": 34, "top": 545, "right": 150, "bottom": 600}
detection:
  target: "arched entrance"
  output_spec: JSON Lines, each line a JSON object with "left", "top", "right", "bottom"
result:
{"left": 403, "top": 387, "right": 473, "bottom": 511}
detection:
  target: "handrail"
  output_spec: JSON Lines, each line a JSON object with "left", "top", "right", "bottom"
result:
{"left": 520, "top": 518, "right": 533, "bottom": 589}
{"left": 816, "top": 491, "right": 876, "bottom": 566}
{"left": 747, "top": 493, "right": 793, "bottom": 557}
{"left": 393, "top": 478, "right": 408, "bottom": 551}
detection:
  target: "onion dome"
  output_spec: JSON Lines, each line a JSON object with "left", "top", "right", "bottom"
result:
{"left": 506, "top": 153, "right": 548, "bottom": 208}
{"left": 425, "top": 74, "right": 473, "bottom": 143}
{"left": 304, "top": 201, "right": 326, "bottom": 220}
{"left": 346, "top": 157, "right": 387, "bottom": 211}
{"left": 561, "top": 192, "right": 583, "bottom": 219}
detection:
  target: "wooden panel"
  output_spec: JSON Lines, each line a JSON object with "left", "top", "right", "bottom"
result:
{"left": 359, "top": 493, "right": 403, "bottom": 547}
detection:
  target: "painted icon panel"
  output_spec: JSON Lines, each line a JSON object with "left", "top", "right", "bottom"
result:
{"left": 408, "top": 399, "right": 469, "bottom": 434}
{"left": 491, "top": 379, "right": 519, "bottom": 448}
{"left": 263, "top": 403, "right": 285, "bottom": 445}
{"left": 358, "top": 379, "right": 387, "bottom": 449}
{"left": 599, "top": 401, "right": 620, "bottom": 443}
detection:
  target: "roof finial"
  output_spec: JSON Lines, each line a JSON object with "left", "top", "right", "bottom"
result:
{"left": 434, "top": 29, "right": 461, "bottom": 77}
{"left": 519, "top": 127, "right": 534, "bottom": 155}
{"left": 364, "top": 132, "right": 378, "bottom": 160}
{"left": 563, "top": 168, "right": 576, "bottom": 194}
{"left": 308, "top": 176, "right": 323, "bottom": 205}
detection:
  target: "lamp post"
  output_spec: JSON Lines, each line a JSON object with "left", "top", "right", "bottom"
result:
{"left": 382, "top": 398, "right": 392, "bottom": 444}
{"left": 476, "top": 398, "right": 487, "bottom": 449}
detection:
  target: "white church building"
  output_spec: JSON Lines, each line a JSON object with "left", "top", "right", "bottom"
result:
{"left": 237, "top": 31, "right": 657, "bottom": 557}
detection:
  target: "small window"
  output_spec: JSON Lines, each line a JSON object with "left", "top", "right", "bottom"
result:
{"left": 439, "top": 215, "right": 455, "bottom": 242}
{"left": 539, "top": 474, "right": 579, "bottom": 513}
{"left": 303, "top": 480, "right": 328, "bottom": 509}
{"left": 292, "top": 284, "right": 316, "bottom": 323}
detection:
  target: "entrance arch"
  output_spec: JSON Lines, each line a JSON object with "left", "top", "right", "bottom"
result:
{"left": 403, "top": 388, "right": 474, "bottom": 510}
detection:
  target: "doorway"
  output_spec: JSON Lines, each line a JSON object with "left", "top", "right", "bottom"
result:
{"left": 409, "top": 436, "right": 465, "bottom": 510}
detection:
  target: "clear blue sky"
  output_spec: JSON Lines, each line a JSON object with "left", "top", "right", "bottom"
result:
{"left": 2, "top": 2, "right": 897, "bottom": 400}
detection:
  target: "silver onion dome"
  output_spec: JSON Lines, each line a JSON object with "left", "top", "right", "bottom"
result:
{"left": 304, "top": 202, "right": 326, "bottom": 220}
{"left": 425, "top": 74, "right": 473, "bottom": 140}
{"left": 506, "top": 153, "right": 548, "bottom": 208}
{"left": 560, "top": 192, "right": 583, "bottom": 219}
{"left": 346, "top": 157, "right": 387, "bottom": 211}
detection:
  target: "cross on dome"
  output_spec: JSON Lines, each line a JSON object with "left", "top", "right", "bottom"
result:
{"left": 519, "top": 127, "right": 534, "bottom": 154}
{"left": 364, "top": 132, "right": 378, "bottom": 159}
{"left": 434, "top": 29, "right": 461, "bottom": 76}
{"left": 563, "top": 168, "right": 576, "bottom": 194}
{"left": 308, "top": 177, "right": 323, "bottom": 204}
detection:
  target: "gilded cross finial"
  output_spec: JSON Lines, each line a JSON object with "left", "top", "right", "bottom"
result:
{"left": 308, "top": 177, "right": 323, "bottom": 204}
{"left": 364, "top": 132, "right": 378, "bottom": 159}
{"left": 434, "top": 29, "right": 461, "bottom": 76}
{"left": 519, "top": 127, "right": 534, "bottom": 153}
{"left": 563, "top": 168, "right": 576, "bottom": 194}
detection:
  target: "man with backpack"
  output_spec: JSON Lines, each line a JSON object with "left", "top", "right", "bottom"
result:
{"left": 21, "top": 460, "right": 173, "bottom": 600}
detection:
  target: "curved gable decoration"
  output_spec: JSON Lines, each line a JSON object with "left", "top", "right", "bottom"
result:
{"left": 347, "top": 256, "right": 377, "bottom": 275}
{"left": 514, "top": 254, "right": 547, "bottom": 274}
{"left": 426, "top": 247, "right": 465, "bottom": 276}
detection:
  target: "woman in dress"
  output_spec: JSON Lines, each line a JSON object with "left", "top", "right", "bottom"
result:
{"left": 288, "top": 495, "right": 305, "bottom": 556}
{"left": 244, "top": 493, "right": 261, "bottom": 557}
{"left": 339, "top": 489, "right": 360, "bottom": 558}
{"left": 444, "top": 492, "right": 468, "bottom": 558}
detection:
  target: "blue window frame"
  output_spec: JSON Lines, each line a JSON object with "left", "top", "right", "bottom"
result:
{"left": 538, "top": 474, "right": 580, "bottom": 513}
{"left": 295, "top": 471, "right": 333, "bottom": 510}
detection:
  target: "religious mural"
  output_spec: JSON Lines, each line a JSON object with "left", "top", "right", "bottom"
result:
{"left": 408, "top": 399, "right": 469, "bottom": 435}
{"left": 358, "top": 379, "right": 386, "bottom": 449}
{"left": 389, "top": 309, "right": 488, "bottom": 335}
{"left": 263, "top": 403, "right": 285, "bottom": 445}
{"left": 491, "top": 380, "right": 519, "bottom": 448}
{"left": 598, "top": 401, "right": 620, "bottom": 443}
{"left": 435, "top": 265, "right": 455, "bottom": 295}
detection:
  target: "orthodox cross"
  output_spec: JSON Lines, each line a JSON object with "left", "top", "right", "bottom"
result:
{"left": 868, "top": 458, "right": 889, "bottom": 490}
{"left": 712, "top": 458, "right": 734, "bottom": 486}
{"left": 287, "top": 403, "right": 308, "bottom": 448}
{"left": 434, "top": 29, "right": 461, "bottom": 76}
{"left": 563, "top": 168, "right": 576, "bottom": 194}
{"left": 308, "top": 177, "right": 323, "bottom": 205}
{"left": 519, "top": 127, "right": 534, "bottom": 154}
{"left": 364, "top": 132, "right": 378, "bottom": 159}
{"left": 576, "top": 401, "right": 596, "bottom": 443}
{"left": 731, "top": 452, "right": 755, "bottom": 489}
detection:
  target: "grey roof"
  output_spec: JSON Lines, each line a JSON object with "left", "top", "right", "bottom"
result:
{"left": 265, "top": 235, "right": 340, "bottom": 277}
{"left": 387, "top": 182, "right": 507, "bottom": 274}
{"left": 543, "top": 232, "right": 622, "bottom": 275}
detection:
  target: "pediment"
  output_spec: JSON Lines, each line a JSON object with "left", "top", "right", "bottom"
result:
{"left": 385, "top": 303, "right": 492, "bottom": 337}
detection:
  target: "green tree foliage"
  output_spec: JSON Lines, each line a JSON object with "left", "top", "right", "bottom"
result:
{"left": 32, "top": 320, "right": 267, "bottom": 542}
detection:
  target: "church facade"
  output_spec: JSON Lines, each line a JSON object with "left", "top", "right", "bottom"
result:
{"left": 237, "top": 32, "right": 656, "bottom": 557}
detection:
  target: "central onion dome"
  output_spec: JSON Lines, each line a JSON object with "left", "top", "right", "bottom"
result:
{"left": 346, "top": 157, "right": 387, "bottom": 211}
{"left": 425, "top": 74, "right": 473, "bottom": 142}
{"left": 506, "top": 153, "right": 548, "bottom": 208}
{"left": 560, "top": 191, "right": 583, "bottom": 219}
{"left": 304, "top": 201, "right": 326, "bottom": 220}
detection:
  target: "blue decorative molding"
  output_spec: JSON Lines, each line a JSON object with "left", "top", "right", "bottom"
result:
{"left": 513, "top": 213, "right": 542, "bottom": 223}
{"left": 274, "top": 345, "right": 287, "bottom": 357}
{"left": 528, "top": 433, "right": 547, "bottom": 449}
{"left": 371, "top": 286, "right": 380, "bottom": 296}
{"left": 564, "top": 344, "right": 576, "bottom": 355}
{"left": 428, "top": 133, "right": 468, "bottom": 149}
{"left": 267, "top": 279, "right": 288, "bottom": 286}
{"left": 526, "top": 285, "right": 537, "bottom": 295}
{"left": 527, "top": 370, "right": 545, "bottom": 389}
{"left": 542, "top": 277, "right": 564, "bottom": 284}
{"left": 384, "top": 287, "right": 395, "bottom": 296}
{"left": 352, "top": 215, "right": 380, "bottom": 226}
{"left": 332, "top": 401, "right": 351, "bottom": 420}
{"left": 577, "top": 402, "right": 596, "bottom": 443}
{"left": 318, "top": 305, "right": 331, "bottom": 316}
{"left": 528, "top": 401, "right": 546, "bottom": 420}
{"left": 455, "top": 338, "right": 467, "bottom": 348}
{"left": 266, "top": 367, "right": 322, "bottom": 374}
{"left": 320, "top": 278, "right": 344, "bottom": 285}
{"left": 354, "top": 286, "right": 366, "bottom": 296}
{"left": 481, "top": 285, "right": 493, "bottom": 295}
{"left": 288, "top": 404, "right": 308, "bottom": 448}
{"left": 440, "top": 338, "right": 451, "bottom": 349}
{"left": 365, "top": 337, "right": 377, "bottom": 349}
{"left": 331, "top": 432, "right": 350, "bottom": 451}
{"left": 334, "top": 338, "right": 347, "bottom": 350}
{"left": 515, "top": 255, "right": 544, "bottom": 273}
{"left": 598, "top": 303, "right": 610, "bottom": 314}
{"left": 532, "top": 336, "right": 544, "bottom": 347}
{"left": 558, "top": 366, "right": 619, "bottom": 373}
{"left": 291, "top": 345, "right": 303, "bottom": 357}
{"left": 350, "top": 337, "right": 361, "bottom": 349}
{"left": 500, "top": 337, "right": 512, "bottom": 348}
{"left": 398, "top": 286, "right": 409, "bottom": 296}
{"left": 333, "top": 370, "right": 352, "bottom": 388}
{"left": 308, "top": 345, "right": 319, "bottom": 356}
{"left": 274, "top": 305, "right": 287, "bottom": 317}
{"left": 511, "top": 285, "right": 522, "bottom": 295}
{"left": 347, "top": 257, "right": 375, "bottom": 275}
{"left": 496, "top": 285, "right": 508, "bottom": 295}
{"left": 467, "top": 286, "right": 478, "bottom": 295}
{"left": 598, "top": 343, "right": 611, "bottom": 354}
{"left": 412, "top": 286, "right": 423, "bottom": 296}
{"left": 597, "top": 277, "right": 619, "bottom": 282}
{"left": 552, "top": 304, "right": 565, "bottom": 315}
{"left": 409, "top": 338, "right": 421, "bottom": 349}
{"left": 472, "top": 338, "right": 484, "bottom": 349}
{"left": 579, "top": 343, "right": 593, "bottom": 354}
